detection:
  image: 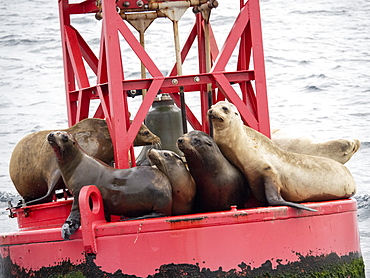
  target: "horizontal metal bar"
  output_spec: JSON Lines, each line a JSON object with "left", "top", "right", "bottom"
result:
{"left": 67, "top": 71, "right": 255, "bottom": 101}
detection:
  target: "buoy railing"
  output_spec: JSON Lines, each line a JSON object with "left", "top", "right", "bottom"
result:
{"left": 58, "top": 0, "right": 270, "bottom": 169}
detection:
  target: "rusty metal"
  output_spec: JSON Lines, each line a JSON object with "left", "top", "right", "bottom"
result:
{"left": 96, "top": 0, "right": 211, "bottom": 19}
{"left": 7, "top": 201, "right": 15, "bottom": 218}
{"left": 192, "top": 0, "right": 218, "bottom": 18}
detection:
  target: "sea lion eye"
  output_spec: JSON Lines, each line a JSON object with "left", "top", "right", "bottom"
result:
{"left": 222, "top": 106, "right": 229, "bottom": 112}
{"left": 61, "top": 134, "right": 68, "bottom": 142}
{"left": 193, "top": 138, "right": 201, "bottom": 145}
{"left": 164, "top": 152, "right": 169, "bottom": 157}
{"left": 143, "top": 131, "right": 149, "bottom": 136}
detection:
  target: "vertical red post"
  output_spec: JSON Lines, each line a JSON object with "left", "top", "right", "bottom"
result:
{"left": 248, "top": 0, "right": 270, "bottom": 137}
{"left": 100, "top": 0, "right": 131, "bottom": 168}
{"left": 59, "top": 0, "right": 77, "bottom": 127}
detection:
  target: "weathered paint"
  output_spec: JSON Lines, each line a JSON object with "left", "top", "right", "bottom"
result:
{"left": 0, "top": 251, "right": 364, "bottom": 277}
{"left": 0, "top": 185, "right": 364, "bottom": 277}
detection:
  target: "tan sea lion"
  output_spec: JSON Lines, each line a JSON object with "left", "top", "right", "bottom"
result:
{"left": 47, "top": 130, "right": 172, "bottom": 240}
{"left": 271, "top": 129, "right": 360, "bottom": 164}
{"left": 177, "top": 130, "right": 250, "bottom": 213}
{"left": 207, "top": 101, "right": 356, "bottom": 212}
{"left": 147, "top": 149, "right": 196, "bottom": 215}
{"left": 9, "top": 118, "right": 160, "bottom": 205}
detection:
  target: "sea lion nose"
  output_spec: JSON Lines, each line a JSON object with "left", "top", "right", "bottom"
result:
{"left": 47, "top": 132, "right": 54, "bottom": 140}
{"left": 177, "top": 138, "right": 184, "bottom": 144}
{"left": 208, "top": 109, "right": 213, "bottom": 114}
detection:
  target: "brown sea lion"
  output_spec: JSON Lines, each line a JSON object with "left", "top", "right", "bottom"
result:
{"left": 271, "top": 129, "right": 360, "bottom": 164}
{"left": 177, "top": 130, "right": 250, "bottom": 213}
{"left": 47, "top": 130, "right": 172, "bottom": 240}
{"left": 207, "top": 101, "right": 356, "bottom": 212}
{"left": 147, "top": 149, "right": 196, "bottom": 215}
{"left": 9, "top": 118, "right": 160, "bottom": 205}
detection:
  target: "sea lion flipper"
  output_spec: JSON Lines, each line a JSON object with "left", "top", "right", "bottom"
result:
{"left": 25, "top": 170, "right": 62, "bottom": 206}
{"left": 122, "top": 212, "right": 168, "bottom": 221}
{"left": 264, "top": 176, "right": 317, "bottom": 212}
{"left": 62, "top": 196, "right": 81, "bottom": 240}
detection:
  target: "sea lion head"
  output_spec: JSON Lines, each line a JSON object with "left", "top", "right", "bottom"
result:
{"left": 47, "top": 131, "right": 77, "bottom": 162}
{"left": 177, "top": 130, "right": 217, "bottom": 159}
{"left": 207, "top": 101, "right": 240, "bottom": 130}
{"left": 327, "top": 138, "right": 361, "bottom": 164}
{"left": 134, "top": 123, "right": 161, "bottom": 146}
{"left": 341, "top": 139, "right": 361, "bottom": 155}
{"left": 147, "top": 149, "right": 184, "bottom": 175}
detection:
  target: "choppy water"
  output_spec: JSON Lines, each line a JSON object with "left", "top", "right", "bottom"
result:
{"left": 1, "top": 0, "right": 369, "bottom": 275}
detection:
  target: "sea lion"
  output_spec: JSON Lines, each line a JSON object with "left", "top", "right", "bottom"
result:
{"left": 177, "top": 130, "right": 250, "bottom": 213}
{"left": 271, "top": 129, "right": 360, "bottom": 164}
{"left": 47, "top": 130, "right": 172, "bottom": 240}
{"left": 207, "top": 101, "right": 356, "bottom": 212}
{"left": 9, "top": 118, "right": 160, "bottom": 205}
{"left": 147, "top": 149, "right": 196, "bottom": 215}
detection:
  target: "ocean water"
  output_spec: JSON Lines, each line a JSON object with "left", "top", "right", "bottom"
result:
{"left": 1, "top": 0, "right": 369, "bottom": 275}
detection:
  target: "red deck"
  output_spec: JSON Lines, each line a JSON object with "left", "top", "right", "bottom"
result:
{"left": 0, "top": 186, "right": 363, "bottom": 277}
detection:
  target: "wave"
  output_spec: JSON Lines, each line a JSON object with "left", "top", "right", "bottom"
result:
{"left": 308, "top": 74, "right": 327, "bottom": 79}
{"left": 0, "top": 36, "right": 58, "bottom": 47}
{"left": 355, "top": 195, "right": 370, "bottom": 210}
{"left": 354, "top": 195, "right": 370, "bottom": 224}
{"left": 290, "top": 9, "right": 348, "bottom": 16}
{"left": 360, "top": 142, "right": 370, "bottom": 148}
{"left": 0, "top": 191, "right": 20, "bottom": 204}
{"left": 303, "top": 85, "right": 322, "bottom": 92}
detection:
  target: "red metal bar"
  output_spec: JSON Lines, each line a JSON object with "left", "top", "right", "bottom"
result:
{"left": 69, "top": 0, "right": 98, "bottom": 14}
{"left": 213, "top": 72, "right": 259, "bottom": 129}
{"left": 59, "top": 0, "right": 77, "bottom": 126}
{"left": 100, "top": 0, "right": 131, "bottom": 168}
{"left": 197, "top": 15, "right": 211, "bottom": 134}
{"left": 248, "top": 0, "right": 270, "bottom": 137}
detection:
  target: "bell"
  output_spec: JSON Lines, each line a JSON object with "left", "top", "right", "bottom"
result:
{"left": 145, "top": 94, "right": 184, "bottom": 156}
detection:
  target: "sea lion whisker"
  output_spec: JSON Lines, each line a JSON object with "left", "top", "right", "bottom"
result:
{"left": 161, "top": 161, "right": 170, "bottom": 175}
{"left": 188, "top": 146, "right": 204, "bottom": 163}
{"left": 154, "top": 142, "right": 162, "bottom": 149}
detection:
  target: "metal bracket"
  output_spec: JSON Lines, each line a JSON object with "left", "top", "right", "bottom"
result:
{"left": 79, "top": 185, "right": 106, "bottom": 254}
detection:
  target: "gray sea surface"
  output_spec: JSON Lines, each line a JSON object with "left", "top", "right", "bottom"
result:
{"left": 1, "top": 0, "right": 369, "bottom": 275}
